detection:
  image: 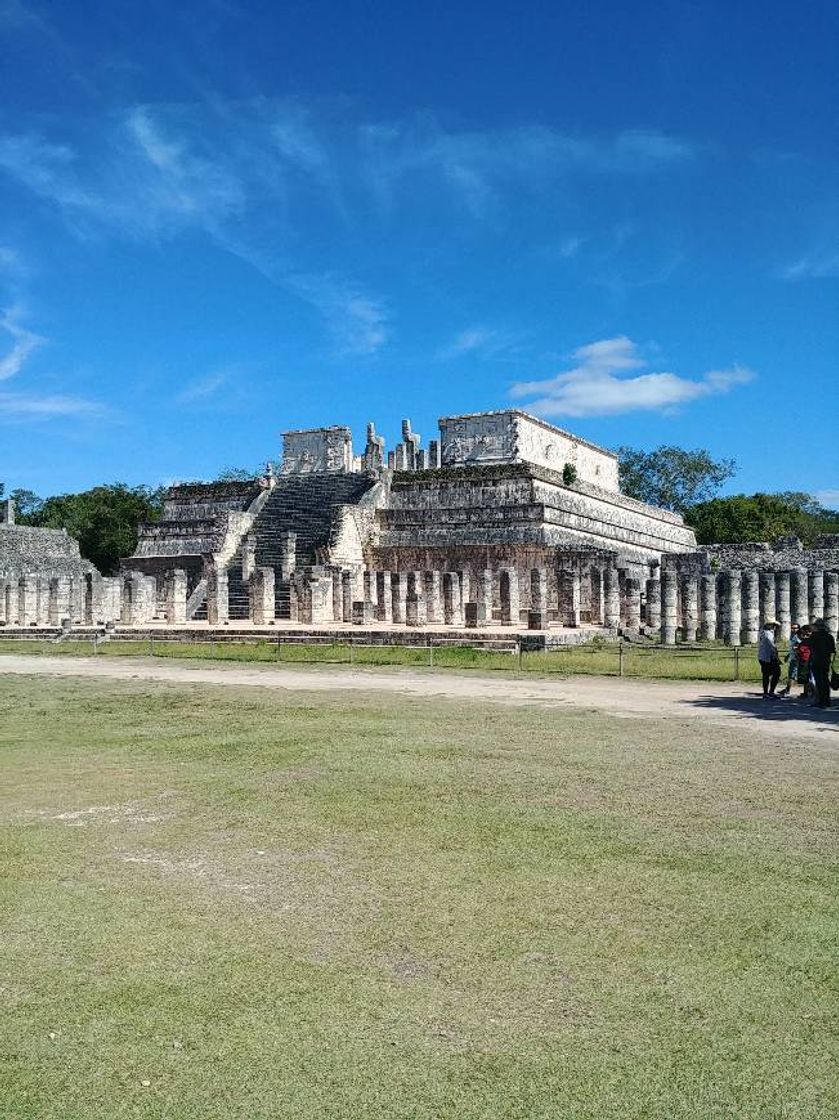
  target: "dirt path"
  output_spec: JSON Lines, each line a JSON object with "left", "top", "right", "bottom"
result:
{"left": 2, "top": 653, "right": 837, "bottom": 743}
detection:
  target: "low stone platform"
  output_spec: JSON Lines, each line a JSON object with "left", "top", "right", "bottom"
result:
{"left": 0, "top": 620, "right": 612, "bottom": 652}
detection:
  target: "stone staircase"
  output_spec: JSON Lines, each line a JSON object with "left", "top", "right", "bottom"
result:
{"left": 252, "top": 473, "right": 376, "bottom": 617}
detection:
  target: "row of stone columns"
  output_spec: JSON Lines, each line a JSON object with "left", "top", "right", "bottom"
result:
{"left": 0, "top": 571, "right": 129, "bottom": 627}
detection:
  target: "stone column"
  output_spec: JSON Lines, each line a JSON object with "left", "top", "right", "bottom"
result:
{"left": 603, "top": 566, "right": 621, "bottom": 630}
{"left": 249, "top": 567, "right": 275, "bottom": 625}
{"left": 790, "top": 567, "right": 808, "bottom": 627}
{"left": 809, "top": 571, "right": 825, "bottom": 621}
{"left": 589, "top": 566, "right": 604, "bottom": 626}
{"left": 824, "top": 571, "right": 839, "bottom": 638}
{"left": 741, "top": 570, "right": 760, "bottom": 645}
{"left": 699, "top": 574, "right": 717, "bottom": 642}
{"left": 363, "top": 570, "right": 379, "bottom": 614}
{"left": 558, "top": 569, "right": 581, "bottom": 628}
{"left": 442, "top": 572, "right": 456, "bottom": 625}
{"left": 721, "top": 569, "right": 742, "bottom": 646}
{"left": 206, "top": 568, "right": 229, "bottom": 626}
{"left": 645, "top": 576, "right": 661, "bottom": 634}
{"left": 341, "top": 572, "right": 353, "bottom": 623}
{"left": 393, "top": 572, "right": 408, "bottom": 625}
{"left": 165, "top": 569, "right": 188, "bottom": 624}
{"left": 309, "top": 575, "right": 333, "bottom": 624}
{"left": 680, "top": 575, "right": 698, "bottom": 642}
{"left": 449, "top": 571, "right": 464, "bottom": 627}
{"left": 480, "top": 569, "right": 494, "bottom": 623}
{"left": 623, "top": 577, "right": 642, "bottom": 635}
{"left": 241, "top": 533, "right": 256, "bottom": 583}
{"left": 410, "top": 571, "right": 427, "bottom": 624}
{"left": 49, "top": 576, "right": 71, "bottom": 626}
{"left": 660, "top": 570, "right": 678, "bottom": 645}
{"left": 758, "top": 571, "right": 776, "bottom": 627}
{"left": 0, "top": 579, "right": 7, "bottom": 625}
{"left": 426, "top": 571, "right": 443, "bottom": 624}
{"left": 19, "top": 574, "right": 38, "bottom": 627}
{"left": 377, "top": 571, "right": 393, "bottom": 623}
{"left": 281, "top": 532, "right": 297, "bottom": 582}
{"left": 35, "top": 576, "right": 51, "bottom": 626}
{"left": 776, "top": 571, "right": 791, "bottom": 637}
{"left": 531, "top": 568, "right": 549, "bottom": 611}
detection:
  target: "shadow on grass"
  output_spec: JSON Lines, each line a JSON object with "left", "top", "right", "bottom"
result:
{"left": 686, "top": 690, "right": 839, "bottom": 732}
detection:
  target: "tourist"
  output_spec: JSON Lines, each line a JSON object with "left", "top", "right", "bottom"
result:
{"left": 757, "top": 620, "right": 781, "bottom": 699}
{"left": 781, "top": 622, "right": 802, "bottom": 696}
{"left": 807, "top": 618, "right": 836, "bottom": 710}
{"left": 795, "top": 625, "right": 813, "bottom": 699}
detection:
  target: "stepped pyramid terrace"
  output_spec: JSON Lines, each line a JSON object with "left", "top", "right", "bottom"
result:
{"left": 2, "top": 410, "right": 838, "bottom": 645}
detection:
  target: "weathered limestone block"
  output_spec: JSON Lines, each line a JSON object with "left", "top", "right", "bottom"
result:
{"left": 699, "top": 574, "right": 717, "bottom": 641}
{"left": 341, "top": 571, "right": 352, "bottom": 623}
{"left": 308, "top": 575, "right": 334, "bottom": 623}
{"left": 790, "top": 567, "right": 808, "bottom": 626}
{"left": 410, "top": 571, "right": 427, "bottom": 624}
{"left": 623, "top": 577, "right": 642, "bottom": 635}
{"left": 680, "top": 575, "right": 698, "bottom": 642}
{"left": 645, "top": 577, "right": 661, "bottom": 633}
{"left": 465, "top": 601, "right": 486, "bottom": 628}
{"left": 363, "top": 570, "right": 379, "bottom": 612}
{"left": 352, "top": 600, "right": 376, "bottom": 625}
{"left": 559, "top": 569, "right": 581, "bottom": 628}
{"left": 825, "top": 571, "right": 839, "bottom": 637}
{"left": 809, "top": 571, "right": 825, "bottom": 620}
{"left": 35, "top": 576, "right": 51, "bottom": 625}
{"left": 741, "top": 570, "right": 760, "bottom": 645}
{"left": 392, "top": 572, "right": 408, "bottom": 624}
{"left": 0, "top": 579, "right": 9, "bottom": 625}
{"left": 281, "top": 532, "right": 297, "bottom": 581}
{"left": 249, "top": 567, "right": 275, "bottom": 625}
{"left": 660, "top": 569, "right": 678, "bottom": 645}
{"left": 776, "top": 571, "right": 791, "bottom": 636}
{"left": 443, "top": 572, "right": 458, "bottom": 625}
{"left": 206, "top": 568, "right": 229, "bottom": 626}
{"left": 530, "top": 568, "right": 549, "bottom": 612}
{"left": 165, "top": 569, "right": 188, "bottom": 624}
{"left": 241, "top": 533, "right": 256, "bottom": 583}
{"left": 479, "top": 569, "right": 493, "bottom": 622}
{"left": 721, "top": 569, "right": 742, "bottom": 646}
{"left": 758, "top": 571, "right": 776, "bottom": 626}
{"left": 100, "top": 576, "right": 122, "bottom": 624}
{"left": 604, "top": 566, "right": 621, "bottom": 630}
{"left": 48, "top": 575, "right": 71, "bottom": 625}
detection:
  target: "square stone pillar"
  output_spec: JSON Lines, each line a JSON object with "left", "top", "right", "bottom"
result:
{"left": 165, "top": 569, "right": 188, "bottom": 624}
{"left": 603, "top": 566, "right": 620, "bottom": 630}
{"left": 699, "top": 574, "right": 718, "bottom": 641}
{"left": 645, "top": 577, "right": 661, "bottom": 633}
{"left": 426, "top": 571, "right": 443, "bottom": 624}
{"left": 480, "top": 569, "right": 494, "bottom": 623}
{"left": 36, "top": 576, "right": 51, "bottom": 626}
{"left": 207, "top": 568, "right": 229, "bottom": 626}
{"left": 531, "top": 568, "right": 549, "bottom": 612}
{"left": 776, "top": 571, "right": 791, "bottom": 637}
{"left": 825, "top": 571, "right": 839, "bottom": 638}
{"left": 589, "top": 566, "right": 604, "bottom": 625}
{"left": 249, "top": 567, "right": 275, "bottom": 625}
{"left": 363, "top": 570, "right": 379, "bottom": 613}
{"left": 309, "top": 576, "right": 333, "bottom": 624}
{"left": 241, "top": 533, "right": 256, "bottom": 583}
{"left": 758, "top": 571, "right": 776, "bottom": 628}
{"left": 623, "top": 577, "right": 642, "bottom": 635}
{"left": 48, "top": 576, "right": 71, "bottom": 626}
{"left": 809, "top": 571, "right": 825, "bottom": 621}
{"left": 392, "top": 573, "right": 408, "bottom": 625}
{"left": 377, "top": 571, "right": 393, "bottom": 623}
{"left": 721, "top": 569, "right": 742, "bottom": 646}
{"left": 558, "top": 569, "right": 580, "bottom": 628}
{"left": 681, "top": 575, "right": 698, "bottom": 642}
{"left": 790, "top": 567, "right": 808, "bottom": 626}
{"left": 0, "top": 579, "right": 8, "bottom": 625}
{"left": 410, "top": 571, "right": 427, "bottom": 624}
{"left": 18, "top": 575, "right": 38, "bottom": 626}
{"left": 353, "top": 600, "right": 376, "bottom": 625}
{"left": 741, "top": 570, "right": 759, "bottom": 645}
{"left": 281, "top": 532, "right": 297, "bottom": 582}
{"left": 341, "top": 572, "right": 353, "bottom": 623}
{"left": 660, "top": 569, "right": 678, "bottom": 645}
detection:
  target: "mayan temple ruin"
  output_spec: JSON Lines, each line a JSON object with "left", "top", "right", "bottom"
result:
{"left": 2, "top": 409, "right": 839, "bottom": 645}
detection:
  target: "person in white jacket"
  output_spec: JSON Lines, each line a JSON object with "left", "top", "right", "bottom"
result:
{"left": 757, "top": 621, "right": 781, "bottom": 699}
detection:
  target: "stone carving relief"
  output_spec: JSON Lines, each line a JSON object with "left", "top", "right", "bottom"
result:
{"left": 281, "top": 427, "right": 353, "bottom": 474}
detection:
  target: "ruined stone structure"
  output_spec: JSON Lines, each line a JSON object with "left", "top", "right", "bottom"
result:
{"left": 5, "top": 410, "right": 837, "bottom": 646}
{"left": 0, "top": 499, "right": 117, "bottom": 628}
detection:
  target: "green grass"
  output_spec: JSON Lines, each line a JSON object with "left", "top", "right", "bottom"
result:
{"left": 1, "top": 675, "right": 836, "bottom": 1119}
{"left": 0, "top": 636, "right": 772, "bottom": 681}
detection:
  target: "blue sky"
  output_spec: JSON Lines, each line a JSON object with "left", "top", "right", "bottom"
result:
{"left": 0, "top": 0, "right": 837, "bottom": 504}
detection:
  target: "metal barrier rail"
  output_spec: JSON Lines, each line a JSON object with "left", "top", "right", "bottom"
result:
{"left": 0, "top": 633, "right": 774, "bottom": 681}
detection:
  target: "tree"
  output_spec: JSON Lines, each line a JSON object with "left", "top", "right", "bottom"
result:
{"left": 25, "top": 484, "right": 166, "bottom": 574}
{"left": 686, "top": 492, "right": 839, "bottom": 546}
{"left": 215, "top": 466, "right": 259, "bottom": 482}
{"left": 8, "top": 488, "right": 43, "bottom": 519}
{"left": 615, "top": 445, "right": 736, "bottom": 512}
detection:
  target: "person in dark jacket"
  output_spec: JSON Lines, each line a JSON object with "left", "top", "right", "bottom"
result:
{"left": 807, "top": 618, "right": 836, "bottom": 709}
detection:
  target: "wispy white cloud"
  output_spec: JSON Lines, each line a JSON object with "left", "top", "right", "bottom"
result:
{"left": 0, "top": 305, "right": 44, "bottom": 380}
{"left": 0, "top": 389, "right": 105, "bottom": 419}
{"left": 781, "top": 252, "right": 839, "bottom": 280}
{"left": 438, "top": 326, "right": 522, "bottom": 361}
{"left": 288, "top": 273, "right": 389, "bottom": 355}
{"left": 510, "top": 336, "right": 755, "bottom": 418}
{"left": 175, "top": 369, "right": 229, "bottom": 404}
{"left": 814, "top": 489, "right": 839, "bottom": 510}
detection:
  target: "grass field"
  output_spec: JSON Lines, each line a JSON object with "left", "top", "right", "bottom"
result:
{"left": 0, "top": 636, "right": 770, "bottom": 681}
{"left": 1, "top": 674, "right": 836, "bottom": 1118}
